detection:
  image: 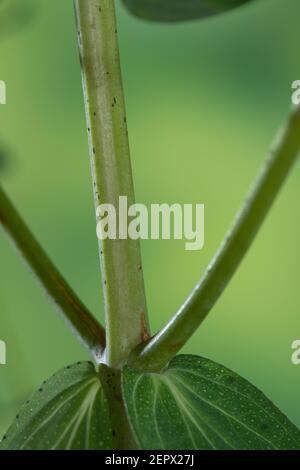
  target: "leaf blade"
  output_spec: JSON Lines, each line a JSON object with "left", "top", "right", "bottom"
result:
{"left": 122, "top": 355, "right": 300, "bottom": 450}
{"left": 122, "top": 0, "right": 254, "bottom": 22}
{"left": 0, "top": 362, "right": 112, "bottom": 450}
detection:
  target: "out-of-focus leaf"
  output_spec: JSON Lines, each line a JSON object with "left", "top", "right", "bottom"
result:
{"left": 0, "top": 362, "right": 113, "bottom": 450}
{"left": 0, "top": 0, "right": 37, "bottom": 39}
{"left": 0, "top": 145, "right": 11, "bottom": 174}
{"left": 123, "top": 355, "right": 300, "bottom": 450}
{"left": 122, "top": 0, "right": 254, "bottom": 22}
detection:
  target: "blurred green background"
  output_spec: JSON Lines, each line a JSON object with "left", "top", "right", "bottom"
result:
{"left": 1, "top": 0, "right": 300, "bottom": 437}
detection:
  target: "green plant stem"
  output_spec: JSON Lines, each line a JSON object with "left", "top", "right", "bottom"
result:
{"left": 99, "top": 364, "right": 138, "bottom": 450}
{"left": 132, "top": 104, "right": 300, "bottom": 372}
{"left": 74, "top": 0, "right": 149, "bottom": 369}
{"left": 0, "top": 186, "right": 105, "bottom": 361}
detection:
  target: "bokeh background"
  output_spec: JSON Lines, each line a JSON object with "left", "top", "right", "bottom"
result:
{"left": 1, "top": 0, "right": 300, "bottom": 438}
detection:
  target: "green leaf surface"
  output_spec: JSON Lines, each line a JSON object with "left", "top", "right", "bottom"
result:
{"left": 122, "top": 0, "right": 254, "bottom": 22}
{"left": 0, "top": 362, "right": 112, "bottom": 450}
{"left": 122, "top": 355, "right": 300, "bottom": 450}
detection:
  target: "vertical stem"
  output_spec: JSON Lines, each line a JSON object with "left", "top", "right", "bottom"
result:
{"left": 99, "top": 364, "right": 138, "bottom": 449}
{"left": 74, "top": 0, "right": 149, "bottom": 369}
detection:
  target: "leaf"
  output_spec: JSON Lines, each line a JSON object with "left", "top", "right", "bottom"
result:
{"left": 0, "top": 145, "right": 11, "bottom": 174}
{"left": 0, "top": 362, "right": 112, "bottom": 450}
{"left": 0, "top": 0, "right": 37, "bottom": 39}
{"left": 122, "top": 0, "right": 254, "bottom": 22}
{"left": 122, "top": 355, "right": 300, "bottom": 450}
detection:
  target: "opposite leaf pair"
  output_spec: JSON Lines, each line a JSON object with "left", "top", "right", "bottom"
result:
{"left": 1, "top": 355, "right": 299, "bottom": 450}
